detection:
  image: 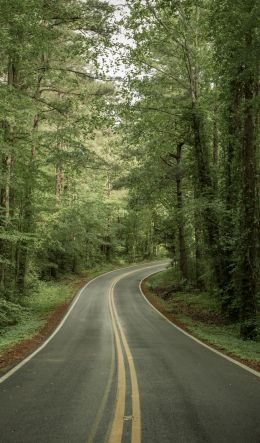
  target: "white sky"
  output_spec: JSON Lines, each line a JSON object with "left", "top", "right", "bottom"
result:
{"left": 99, "top": 0, "right": 131, "bottom": 79}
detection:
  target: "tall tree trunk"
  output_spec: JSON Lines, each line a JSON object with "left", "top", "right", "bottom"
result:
{"left": 0, "top": 56, "right": 17, "bottom": 292}
{"left": 240, "top": 32, "right": 257, "bottom": 339}
{"left": 191, "top": 108, "right": 225, "bottom": 290}
{"left": 0, "top": 148, "right": 12, "bottom": 291}
{"left": 15, "top": 114, "right": 39, "bottom": 293}
{"left": 220, "top": 77, "right": 242, "bottom": 320}
{"left": 185, "top": 32, "right": 226, "bottom": 297}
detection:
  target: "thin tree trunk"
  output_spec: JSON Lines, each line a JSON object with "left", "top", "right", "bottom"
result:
{"left": 184, "top": 33, "right": 227, "bottom": 295}
{"left": 0, "top": 57, "right": 19, "bottom": 292}
{"left": 175, "top": 143, "right": 188, "bottom": 280}
{"left": 193, "top": 187, "right": 204, "bottom": 289}
{"left": 55, "top": 165, "right": 64, "bottom": 202}
{"left": 212, "top": 102, "right": 219, "bottom": 191}
{"left": 212, "top": 111, "right": 218, "bottom": 166}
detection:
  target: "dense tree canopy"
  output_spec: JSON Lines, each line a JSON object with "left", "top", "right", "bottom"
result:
{"left": 0, "top": 0, "right": 259, "bottom": 340}
{"left": 115, "top": 0, "right": 259, "bottom": 338}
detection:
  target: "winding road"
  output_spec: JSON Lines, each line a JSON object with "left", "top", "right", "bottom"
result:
{"left": 0, "top": 262, "right": 259, "bottom": 443}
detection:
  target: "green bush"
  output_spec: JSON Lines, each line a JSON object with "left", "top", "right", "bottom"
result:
{"left": 0, "top": 299, "right": 26, "bottom": 329}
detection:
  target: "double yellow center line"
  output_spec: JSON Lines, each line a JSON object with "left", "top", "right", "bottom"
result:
{"left": 108, "top": 272, "right": 142, "bottom": 443}
{"left": 87, "top": 264, "right": 164, "bottom": 443}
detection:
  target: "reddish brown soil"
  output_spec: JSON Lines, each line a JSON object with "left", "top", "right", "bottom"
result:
{"left": 153, "top": 286, "right": 228, "bottom": 325}
{"left": 142, "top": 281, "right": 260, "bottom": 373}
{"left": 0, "top": 277, "right": 89, "bottom": 376}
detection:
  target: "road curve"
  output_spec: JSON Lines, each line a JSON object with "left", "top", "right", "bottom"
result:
{"left": 0, "top": 262, "right": 259, "bottom": 443}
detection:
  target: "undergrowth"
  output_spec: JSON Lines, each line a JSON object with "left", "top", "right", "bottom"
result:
{"left": 0, "top": 281, "right": 72, "bottom": 353}
{"left": 145, "top": 268, "right": 260, "bottom": 363}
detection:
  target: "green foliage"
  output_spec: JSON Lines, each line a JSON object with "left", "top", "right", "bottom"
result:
{"left": 0, "top": 279, "right": 72, "bottom": 353}
{"left": 0, "top": 299, "right": 27, "bottom": 329}
{"left": 113, "top": 0, "right": 259, "bottom": 338}
{"left": 0, "top": 0, "right": 124, "bottom": 299}
{"left": 0, "top": 0, "right": 258, "bottom": 345}
{"left": 146, "top": 268, "right": 182, "bottom": 291}
{"left": 181, "top": 319, "right": 260, "bottom": 362}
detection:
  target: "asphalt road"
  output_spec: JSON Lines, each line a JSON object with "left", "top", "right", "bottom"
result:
{"left": 0, "top": 262, "right": 259, "bottom": 443}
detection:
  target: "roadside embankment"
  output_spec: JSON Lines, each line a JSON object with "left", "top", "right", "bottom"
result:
{"left": 142, "top": 268, "right": 260, "bottom": 372}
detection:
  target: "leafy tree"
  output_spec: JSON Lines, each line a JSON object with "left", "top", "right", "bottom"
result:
{"left": 114, "top": 0, "right": 259, "bottom": 338}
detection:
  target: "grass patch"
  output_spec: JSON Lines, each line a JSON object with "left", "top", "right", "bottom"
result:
{"left": 0, "top": 280, "right": 73, "bottom": 353}
{"left": 147, "top": 267, "right": 178, "bottom": 291}
{"left": 145, "top": 269, "right": 260, "bottom": 365}
{"left": 179, "top": 316, "right": 260, "bottom": 362}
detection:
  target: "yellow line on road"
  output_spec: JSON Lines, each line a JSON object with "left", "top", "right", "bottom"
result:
{"left": 108, "top": 279, "right": 126, "bottom": 443}
{"left": 111, "top": 285, "right": 141, "bottom": 443}
{"left": 107, "top": 264, "right": 165, "bottom": 443}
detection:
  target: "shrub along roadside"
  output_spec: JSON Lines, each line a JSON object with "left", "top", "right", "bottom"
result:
{"left": 143, "top": 269, "right": 260, "bottom": 371}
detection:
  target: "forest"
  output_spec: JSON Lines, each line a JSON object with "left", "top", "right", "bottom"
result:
{"left": 0, "top": 0, "right": 259, "bottom": 342}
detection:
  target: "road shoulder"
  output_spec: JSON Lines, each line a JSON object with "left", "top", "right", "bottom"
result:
{"left": 141, "top": 274, "right": 260, "bottom": 375}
